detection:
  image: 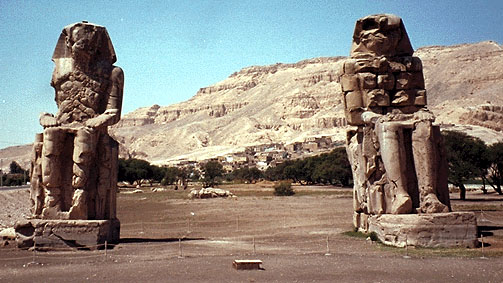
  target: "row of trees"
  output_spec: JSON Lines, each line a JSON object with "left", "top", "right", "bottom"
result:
{"left": 0, "top": 161, "right": 29, "bottom": 186}
{"left": 4, "top": 132, "right": 501, "bottom": 199}
{"left": 443, "top": 131, "right": 503, "bottom": 200}
{"left": 262, "top": 147, "right": 352, "bottom": 186}
{"left": 118, "top": 158, "right": 197, "bottom": 187}
{"left": 117, "top": 147, "right": 353, "bottom": 188}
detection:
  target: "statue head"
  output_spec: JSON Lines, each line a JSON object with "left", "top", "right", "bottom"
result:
{"left": 350, "top": 14, "right": 413, "bottom": 58}
{"left": 52, "top": 21, "right": 116, "bottom": 68}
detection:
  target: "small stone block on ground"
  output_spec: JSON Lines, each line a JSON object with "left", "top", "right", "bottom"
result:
{"left": 233, "top": 259, "right": 263, "bottom": 270}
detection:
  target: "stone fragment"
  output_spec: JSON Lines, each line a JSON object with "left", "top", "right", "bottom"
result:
{"left": 358, "top": 73, "right": 377, "bottom": 89}
{"left": 391, "top": 90, "right": 414, "bottom": 106}
{"left": 344, "top": 91, "right": 364, "bottom": 110}
{"left": 395, "top": 72, "right": 425, "bottom": 90}
{"left": 377, "top": 74, "right": 395, "bottom": 90}
{"left": 389, "top": 61, "right": 407, "bottom": 73}
{"left": 340, "top": 74, "right": 360, "bottom": 92}
{"left": 344, "top": 59, "right": 378, "bottom": 74}
{"left": 233, "top": 260, "right": 263, "bottom": 270}
{"left": 414, "top": 90, "right": 427, "bottom": 106}
{"left": 365, "top": 89, "right": 390, "bottom": 107}
{"left": 188, "top": 187, "right": 236, "bottom": 199}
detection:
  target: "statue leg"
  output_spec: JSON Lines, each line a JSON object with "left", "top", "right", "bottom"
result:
{"left": 412, "top": 121, "right": 448, "bottom": 213}
{"left": 30, "top": 137, "right": 44, "bottom": 217}
{"left": 96, "top": 133, "right": 114, "bottom": 219}
{"left": 40, "top": 128, "right": 64, "bottom": 218}
{"left": 375, "top": 121, "right": 412, "bottom": 214}
{"left": 346, "top": 130, "right": 367, "bottom": 213}
{"left": 68, "top": 127, "right": 97, "bottom": 219}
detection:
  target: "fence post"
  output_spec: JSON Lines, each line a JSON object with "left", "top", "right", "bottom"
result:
{"left": 403, "top": 235, "right": 410, "bottom": 259}
{"left": 481, "top": 233, "right": 486, "bottom": 259}
{"left": 253, "top": 237, "right": 256, "bottom": 255}
{"left": 325, "top": 235, "right": 331, "bottom": 256}
{"left": 104, "top": 240, "right": 108, "bottom": 261}
{"left": 178, "top": 238, "right": 183, "bottom": 258}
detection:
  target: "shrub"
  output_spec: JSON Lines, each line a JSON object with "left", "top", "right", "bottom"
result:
{"left": 274, "top": 181, "right": 295, "bottom": 196}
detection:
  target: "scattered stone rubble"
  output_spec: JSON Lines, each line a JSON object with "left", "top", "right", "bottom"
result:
{"left": 188, "top": 187, "right": 235, "bottom": 199}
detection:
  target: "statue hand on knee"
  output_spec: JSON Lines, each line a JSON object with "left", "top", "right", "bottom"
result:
{"left": 39, "top": 112, "right": 59, "bottom": 128}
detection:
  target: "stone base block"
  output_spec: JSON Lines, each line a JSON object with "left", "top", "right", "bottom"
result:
{"left": 367, "top": 212, "right": 478, "bottom": 248}
{"left": 14, "top": 219, "right": 120, "bottom": 250}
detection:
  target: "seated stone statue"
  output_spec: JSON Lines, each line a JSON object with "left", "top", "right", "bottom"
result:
{"left": 342, "top": 14, "right": 450, "bottom": 220}
{"left": 30, "top": 22, "right": 124, "bottom": 220}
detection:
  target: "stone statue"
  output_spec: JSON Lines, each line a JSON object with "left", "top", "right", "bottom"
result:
{"left": 30, "top": 21, "right": 123, "bottom": 221}
{"left": 342, "top": 14, "right": 451, "bottom": 227}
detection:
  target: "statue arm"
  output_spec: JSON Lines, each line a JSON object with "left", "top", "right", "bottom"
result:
{"left": 84, "top": 66, "right": 124, "bottom": 129}
{"left": 106, "top": 66, "right": 124, "bottom": 125}
{"left": 39, "top": 112, "right": 59, "bottom": 128}
{"left": 361, "top": 111, "right": 382, "bottom": 124}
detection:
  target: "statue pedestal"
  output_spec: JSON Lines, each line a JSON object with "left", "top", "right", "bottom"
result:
{"left": 360, "top": 212, "right": 478, "bottom": 248}
{"left": 14, "top": 219, "right": 120, "bottom": 250}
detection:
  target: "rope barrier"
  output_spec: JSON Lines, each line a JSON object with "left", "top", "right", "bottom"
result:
{"left": 479, "top": 210, "right": 503, "bottom": 225}
{"left": 0, "top": 234, "right": 353, "bottom": 262}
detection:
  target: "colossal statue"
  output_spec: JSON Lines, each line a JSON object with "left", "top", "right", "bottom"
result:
{"left": 342, "top": 14, "right": 451, "bottom": 228}
{"left": 30, "top": 21, "right": 123, "bottom": 221}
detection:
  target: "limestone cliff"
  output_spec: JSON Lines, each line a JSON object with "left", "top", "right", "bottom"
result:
{"left": 111, "top": 57, "right": 348, "bottom": 164}
{"left": 108, "top": 41, "right": 503, "bottom": 164}
{"left": 2, "top": 41, "right": 503, "bottom": 167}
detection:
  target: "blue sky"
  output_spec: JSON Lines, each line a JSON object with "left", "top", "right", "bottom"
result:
{"left": 1, "top": 0, "right": 502, "bottom": 148}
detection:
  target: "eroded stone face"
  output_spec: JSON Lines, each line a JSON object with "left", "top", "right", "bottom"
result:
{"left": 30, "top": 22, "right": 123, "bottom": 221}
{"left": 343, "top": 14, "right": 450, "bottom": 220}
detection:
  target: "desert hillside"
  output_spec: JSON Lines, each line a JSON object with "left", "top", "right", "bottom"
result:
{"left": 111, "top": 41, "right": 503, "bottom": 164}
{"left": 2, "top": 41, "right": 503, "bottom": 168}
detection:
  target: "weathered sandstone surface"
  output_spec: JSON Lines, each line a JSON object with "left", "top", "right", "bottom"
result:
{"left": 2, "top": 41, "right": 503, "bottom": 166}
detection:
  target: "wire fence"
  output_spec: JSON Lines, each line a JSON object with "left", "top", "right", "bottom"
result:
{"left": 0, "top": 215, "right": 363, "bottom": 265}
{"left": 479, "top": 210, "right": 503, "bottom": 226}
{"left": 2, "top": 210, "right": 500, "bottom": 265}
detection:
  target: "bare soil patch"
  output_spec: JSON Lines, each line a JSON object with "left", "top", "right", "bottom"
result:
{"left": 1, "top": 184, "right": 503, "bottom": 282}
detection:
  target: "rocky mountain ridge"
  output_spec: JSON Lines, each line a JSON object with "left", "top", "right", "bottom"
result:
{"left": 2, "top": 41, "right": 503, "bottom": 169}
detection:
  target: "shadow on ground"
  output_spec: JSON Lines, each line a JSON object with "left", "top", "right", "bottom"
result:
{"left": 120, "top": 237, "right": 205, "bottom": 244}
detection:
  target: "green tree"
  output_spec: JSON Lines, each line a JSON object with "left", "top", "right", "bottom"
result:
{"left": 202, "top": 160, "right": 224, "bottom": 187}
{"left": 9, "top": 161, "right": 26, "bottom": 174}
{"left": 273, "top": 181, "right": 295, "bottom": 196}
{"left": 443, "top": 131, "right": 489, "bottom": 200}
{"left": 485, "top": 142, "right": 503, "bottom": 194}
{"left": 315, "top": 147, "right": 352, "bottom": 186}
{"left": 264, "top": 160, "right": 292, "bottom": 181}
{"left": 118, "top": 158, "right": 153, "bottom": 185}
{"left": 264, "top": 147, "right": 352, "bottom": 186}
{"left": 161, "top": 167, "right": 180, "bottom": 185}
{"left": 230, "top": 167, "right": 263, "bottom": 183}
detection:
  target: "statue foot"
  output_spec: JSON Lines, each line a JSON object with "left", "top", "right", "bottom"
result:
{"left": 392, "top": 194, "right": 412, "bottom": 214}
{"left": 41, "top": 207, "right": 68, "bottom": 219}
{"left": 420, "top": 194, "right": 449, "bottom": 213}
{"left": 68, "top": 189, "right": 87, "bottom": 219}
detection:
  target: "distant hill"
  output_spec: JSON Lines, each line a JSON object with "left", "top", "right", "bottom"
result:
{"left": 2, "top": 41, "right": 503, "bottom": 169}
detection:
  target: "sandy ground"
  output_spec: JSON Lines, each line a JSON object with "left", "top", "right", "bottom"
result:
{"left": 1, "top": 184, "right": 503, "bottom": 282}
